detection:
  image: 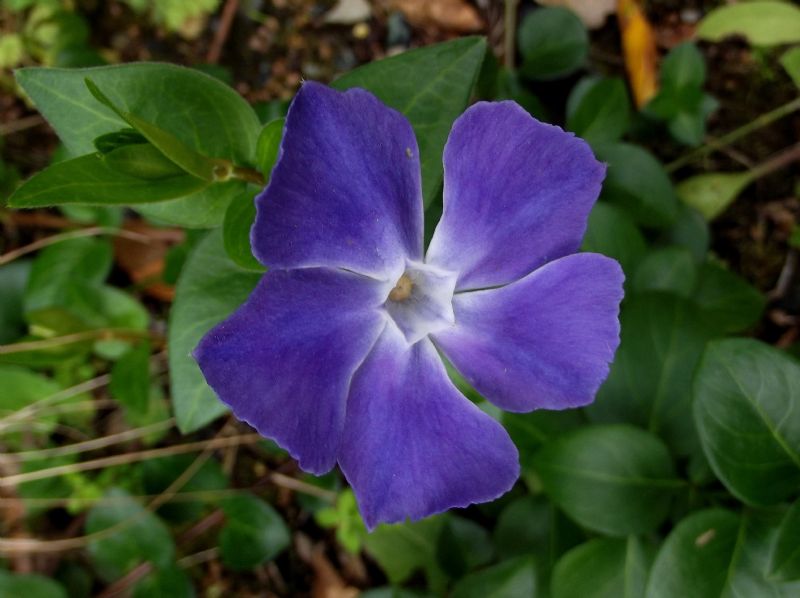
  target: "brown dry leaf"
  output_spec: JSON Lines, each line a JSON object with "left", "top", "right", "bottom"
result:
{"left": 113, "top": 220, "right": 184, "bottom": 302}
{"left": 617, "top": 0, "right": 659, "bottom": 108}
{"left": 392, "top": 0, "right": 483, "bottom": 33}
{"left": 536, "top": 0, "right": 616, "bottom": 29}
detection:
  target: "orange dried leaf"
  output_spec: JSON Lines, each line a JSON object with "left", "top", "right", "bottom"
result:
{"left": 618, "top": 0, "right": 659, "bottom": 108}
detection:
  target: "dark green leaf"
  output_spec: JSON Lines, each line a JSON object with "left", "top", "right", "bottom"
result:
{"left": 220, "top": 494, "right": 290, "bottom": 569}
{"left": 0, "top": 260, "right": 31, "bottom": 343}
{"left": 692, "top": 260, "right": 764, "bottom": 333}
{"left": 581, "top": 202, "right": 647, "bottom": 277}
{"left": 133, "top": 566, "right": 195, "bottom": 598}
{"left": 142, "top": 455, "right": 228, "bottom": 522}
{"left": 437, "top": 515, "right": 493, "bottom": 578}
{"left": 660, "top": 42, "right": 705, "bottom": 92}
{"left": 566, "top": 77, "right": 630, "bottom": 145}
{"left": 110, "top": 341, "right": 151, "bottom": 414}
{"left": 451, "top": 556, "right": 537, "bottom": 598}
{"left": 16, "top": 63, "right": 260, "bottom": 226}
{"left": 662, "top": 203, "right": 709, "bottom": 263}
{"left": 333, "top": 37, "right": 486, "bottom": 209}
{"left": 222, "top": 189, "right": 264, "bottom": 271}
{"left": 552, "top": 537, "right": 655, "bottom": 598}
{"left": 502, "top": 409, "right": 583, "bottom": 475}
{"left": 255, "top": 118, "right": 284, "bottom": 177}
{"left": 7, "top": 152, "right": 208, "bottom": 208}
{"left": 86, "top": 488, "right": 175, "bottom": 582}
{"left": 633, "top": 247, "right": 696, "bottom": 298}
{"left": 596, "top": 143, "right": 678, "bottom": 228}
{"left": 588, "top": 293, "right": 715, "bottom": 455}
{"left": 693, "top": 339, "right": 800, "bottom": 506}
{"left": 170, "top": 230, "right": 261, "bottom": 433}
{"left": 0, "top": 572, "right": 67, "bottom": 598}
{"left": 518, "top": 7, "right": 588, "bottom": 80}
{"left": 93, "top": 128, "right": 147, "bottom": 153}
{"left": 770, "top": 500, "right": 800, "bottom": 581}
{"left": 534, "top": 425, "right": 681, "bottom": 536}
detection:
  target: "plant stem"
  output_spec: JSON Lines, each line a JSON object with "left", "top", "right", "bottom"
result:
{"left": 0, "top": 328, "right": 155, "bottom": 355}
{"left": 231, "top": 165, "right": 266, "bottom": 186}
{"left": 667, "top": 96, "right": 800, "bottom": 172}
{"left": 750, "top": 142, "right": 800, "bottom": 180}
{"left": 504, "top": 0, "right": 520, "bottom": 70}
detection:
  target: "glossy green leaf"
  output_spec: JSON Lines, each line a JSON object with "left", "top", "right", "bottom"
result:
{"left": 7, "top": 152, "right": 208, "bottom": 208}
{"left": 255, "top": 117, "right": 284, "bottom": 177}
{"left": 333, "top": 37, "right": 486, "bottom": 209}
{"left": 102, "top": 143, "right": 187, "bottom": 179}
{"left": 596, "top": 143, "right": 678, "bottom": 228}
{"left": 170, "top": 230, "right": 261, "bottom": 433}
{"left": 693, "top": 260, "right": 764, "bottom": 333}
{"left": 633, "top": 246, "right": 696, "bottom": 298}
{"left": 647, "top": 509, "right": 800, "bottom": 597}
{"left": 770, "top": 500, "right": 800, "bottom": 581}
{"left": 86, "top": 488, "right": 175, "bottom": 582}
{"left": 16, "top": 63, "right": 260, "bottom": 226}
{"left": 220, "top": 494, "right": 290, "bottom": 569}
{"left": 566, "top": 77, "right": 630, "bottom": 145}
{"left": 222, "top": 188, "right": 263, "bottom": 271}
{"left": 552, "top": 537, "right": 655, "bottom": 598}
{"left": 534, "top": 425, "right": 681, "bottom": 536}
{"left": 518, "top": 7, "right": 588, "bottom": 80}
{"left": 693, "top": 339, "right": 800, "bottom": 506}
{"left": 110, "top": 341, "right": 151, "bottom": 414}
{"left": 451, "top": 556, "right": 537, "bottom": 598}
{"left": 0, "top": 572, "right": 67, "bottom": 598}
{"left": 698, "top": 1, "right": 800, "bottom": 46}
{"left": 588, "top": 293, "right": 715, "bottom": 455}
{"left": 93, "top": 128, "right": 147, "bottom": 153}
{"left": 502, "top": 409, "right": 583, "bottom": 475}
{"left": 581, "top": 202, "right": 647, "bottom": 277}
{"left": 677, "top": 171, "right": 753, "bottom": 220}
{"left": 781, "top": 47, "right": 800, "bottom": 88}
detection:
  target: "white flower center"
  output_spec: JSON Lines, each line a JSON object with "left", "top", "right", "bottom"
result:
{"left": 384, "top": 260, "right": 457, "bottom": 344}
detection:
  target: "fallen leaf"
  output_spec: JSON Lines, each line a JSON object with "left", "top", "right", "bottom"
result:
{"left": 392, "top": 0, "right": 484, "bottom": 33}
{"left": 617, "top": 0, "right": 659, "bottom": 108}
{"left": 113, "top": 220, "right": 184, "bottom": 302}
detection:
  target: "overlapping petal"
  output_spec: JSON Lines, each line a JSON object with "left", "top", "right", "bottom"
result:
{"left": 433, "top": 253, "right": 624, "bottom": 412}
{"left": 194, "top": 268, "right": 386, "bottom": 474}
{"left": 338, "top": 324, "right": 520, "bottom": 529}
{"left": 426, "top": 101, "right": 606, "bottom": 290}
{"left": 252, "top": 82, "right": 423, "bottom": 278}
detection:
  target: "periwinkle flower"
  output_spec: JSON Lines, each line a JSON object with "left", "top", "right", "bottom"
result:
{"left": 195, "top": 82, "right": 624, "bottom": 529}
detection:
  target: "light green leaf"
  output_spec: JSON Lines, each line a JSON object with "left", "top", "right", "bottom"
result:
{"left": 693, "top": 338, "right": 800, "bottom": 506}
{"left": 534, "top": 425, "right": 681, "bottom": 536}
{"left": 333, "top": 37, "right": 486, "bottom": 209}
{"left": 169, "top": 230, "right": 260, "bottom": 433}
{"left": 552, "top": 537, "right": 655, "bottom": 598}
{"left": 255, "top": 117, "right": 284, "bottom": 177}
{"left": 677, "top": 171, "right": 753, "bottom": 220}
{"left": 698, "top": 1, "right": 800, "bottom": 46}
{"left": 781, "top": 47, "right": 800, "bottom": 88}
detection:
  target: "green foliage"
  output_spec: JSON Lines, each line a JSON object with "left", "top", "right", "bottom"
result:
{"left": 769, "top": 499, "right": 800, "bottom": 581}
{"left": 677, "top": 171, "right": 753, "bottom": 220}
{"left": 567, "top": 77, "right": 631, "bottom": 145}
{"left": 219, "top": 494, "right": 290, "bottom": 569}
{"left": 450, "top": 556, "right": 537, "bottom": 598}
{"left": 0, "top": 571, "right": 67, "bottom": 598}
{"left": 697, "top": 1, "right": 800, "bottom": 46}
{"left": 518, "top": 7, "right": 588, "bottom": 80}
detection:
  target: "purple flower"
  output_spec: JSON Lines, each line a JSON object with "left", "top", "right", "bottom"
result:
{"left": 194, "top": 82, "right": 624, "bottom": 529}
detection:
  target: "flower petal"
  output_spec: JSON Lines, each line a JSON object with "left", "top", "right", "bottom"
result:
{"left": 339, "top": 324, "right": 519, "bottom": 529}
{"left": 252, "top": 82, "right": 423, "bottom": 278}
{"left": 426, "top": 101, "right": 606, "bottom": 290}
{"left": 194, "top": 268, "right": 385, "bottom": 474}
{"left": 433, "top": 253, "right": 624, "bottom": 412}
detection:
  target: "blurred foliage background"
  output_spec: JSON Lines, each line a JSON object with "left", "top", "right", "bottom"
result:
{"left": 1, "top": 0, "right": 800, "bottom": 596}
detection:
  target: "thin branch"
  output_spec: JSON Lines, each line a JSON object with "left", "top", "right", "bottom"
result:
{"left": 0, "top": 329, "right": 155, "bottom": 355}
{"left": 0, "top": 115, "right": 46, "bottom": 136}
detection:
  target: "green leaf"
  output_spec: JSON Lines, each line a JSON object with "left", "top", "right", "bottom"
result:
{"left": 502, "top": 409, "right": 583, "bottom": 476}
{"left": 93, "top": 128, "right": 147, "bottom": 153}
{"left": 7, "top": 152, "right": 208, "bottom": 208}
{"left": 437, "top": 515, "right": 494, "bottom": 579}
{"left": 84, "top": 77, "right": 221, "bottom": 181}
{"left": 660, "top": 42, "right": 706, "bottom": 92}
{"left": 552, "top": 537, "right": 655, "bottom": 598}
{"left": 220, "top": 494, "right": 290, "bottom": 569}
{"left": 133, "top": 566, "right": 194, "bottom": 598}
{"left": 646, "top": 509, "right": 800, "bottom": 597}
{"left": 662, "top": 203, "right": 710, "bottom": 263}
{"left": 693, "top": 338, "right": 800, "bottom": 506}
{"left": 451, "top": 556, "right": 537, "bottom": 598}
{"left": 781, "top": 47, "right": 800, "bottom": 88}
{"left": 15, "top": 63, "right": 260, "bottom": 227}
{"left": 677, "top": 171, "right": 753, "bottom": 220}
{"left": 770, "top": 499, "right": 800, "bottom": 581}
{"left": 0, "top": 365, "right": 61, "bottom": 441}
{"left": 255, "top": 117, "right": 284, "bottom": 177}
{"left": 692, "top": 260, "right": 764, "bottom": 333}
{"left": 632, "top": 247, "right": 696, "bottom": 298}
{"left": 587, "top": 293, "right": 715, "bottom": 455}
{"left": 0, "top": 572, "right": 67, "bottom": 598}
{"left": 102, "top": 143, "right": 187, "bottom": 179}
{"left": 0, "top": 260, "right": 31, "bottom": 343}
{"left": 222, "top": 188, "right": 264, "bottom": 271}
{"left": 596, "top": 143, "right": 678, "bottom": 228}
{"left": 86, "top": 488, "right": 175, "bottom": 582}
{"left": 581, "top": 203, "right": 647, "bottom": 277}
{"left": 333, "top": 37, "right": 486, "bottom": 209}
{"left": 518, "top": 7, "right": 588, "bottom": 80}
{"left": 566, "top": 77, "right": 630, "bottom": 145}
{"left": 534, "top": 425, "right": 681, "bottom": 536}
{"left": 364, "top": 516, "right": 449, "bottom": 593}
{"left": 698, "top": 1, "right": 800, "bottom": 46}
{"left": 169, "top": 231, "right": 261, "bottom": 433}
{"left": 110, "top": 341, "right": 151, "bottom": 414}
